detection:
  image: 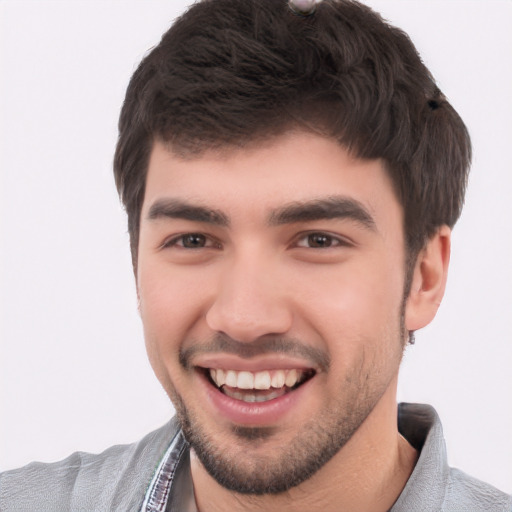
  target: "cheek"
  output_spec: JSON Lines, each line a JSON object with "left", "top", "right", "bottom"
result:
{"left": 138, "top": 271, "right": 210, "bottom": 399}
{"left": 296, "top": 259, "right": 404, "bottom": 327}
{"left": 140, "top": 260, "right": 209, "bottom": 318}
{"left": 138, "top": 265, "right": 211, "bottom": 367}
{"left": 290, "top": 258, "right": 405, "bottom": 373}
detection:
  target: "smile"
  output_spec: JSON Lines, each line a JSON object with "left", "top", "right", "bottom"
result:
{"left": 207, "top": 368, "right": 315, "bottom": 403}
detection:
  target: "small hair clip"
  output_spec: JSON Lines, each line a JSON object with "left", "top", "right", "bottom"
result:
{"left": 288, "top": 0, "right": 318, "bottom": 16}
{"left": 427, "top": 89, "right": 446, "bottom": 111}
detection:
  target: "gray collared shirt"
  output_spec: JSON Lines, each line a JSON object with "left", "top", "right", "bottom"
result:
{"left": 140, "top": 403, "right": 512, "bottom": 511}
{"left": 1, "top": 404, "right": 511, "bottom": 511}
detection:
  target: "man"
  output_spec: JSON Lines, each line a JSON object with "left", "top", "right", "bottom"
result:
{"left": 1, "top": 0, "right": 511, "bottom": 510}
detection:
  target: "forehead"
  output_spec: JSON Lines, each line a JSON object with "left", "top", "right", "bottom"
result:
{"left": 141, "top": 131, "right": 402, "bottom": 227}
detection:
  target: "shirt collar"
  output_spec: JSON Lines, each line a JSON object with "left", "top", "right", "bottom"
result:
{"left": 391, "top": 403, "right": 449, "bottom": 511}
{"left": 140, "top": 430, "right": 197, "bottom": 512}
{"left": 140, "top": 403, "right": 446, "bottom": 512}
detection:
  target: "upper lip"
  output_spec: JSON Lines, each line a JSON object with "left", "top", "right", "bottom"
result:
{"left": 192, "top": 354, "right": 318, "bottom": 373}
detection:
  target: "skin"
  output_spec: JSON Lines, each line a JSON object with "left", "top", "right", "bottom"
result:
{"left": 137, "top": 130, "right": 450, "bottom": 511}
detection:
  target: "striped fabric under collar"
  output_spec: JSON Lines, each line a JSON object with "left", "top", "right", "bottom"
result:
{"left": 139, "top": 430, "right": 197, "bottom": 512}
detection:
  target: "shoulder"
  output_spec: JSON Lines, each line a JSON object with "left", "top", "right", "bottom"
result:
{"left": 394, "top": 403, "right": 511, "bottom": 512}
{"left": 0, "top": 418, "right": 181, "bottom": 512}
{"left": 443, "top": 467, "right": 512, "bottom": 512}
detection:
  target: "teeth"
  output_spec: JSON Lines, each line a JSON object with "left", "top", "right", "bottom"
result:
{"left": 285, "top": 369, "right": 298, "bottom": 387}
{"left": 271, "top": 371, "right": 285, "bottom": 388}
{"left": 209, "top": 368, "right": 306, "bottom": 391}
{"left": 216, "top": 369, "right": 226, "bottom": 386}
{"left": 237, "top": 371, "right": 254, "bottom": 389}
{"left": 254, "top": 371, "right": 271, "bottom": 390}
{"left": 225, "top": 370, "right": 238, "bottom": 387}
{"left": 222, "top": 387, "right": 286, "bottom": 403}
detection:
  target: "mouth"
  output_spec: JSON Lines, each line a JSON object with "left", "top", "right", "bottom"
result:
{"left": 203, "top": 367, "right": 316, "bottom": 403}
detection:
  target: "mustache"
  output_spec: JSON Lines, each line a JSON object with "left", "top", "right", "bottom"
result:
{"left": 179, "top": 333, "right": 331, "bottom": 372}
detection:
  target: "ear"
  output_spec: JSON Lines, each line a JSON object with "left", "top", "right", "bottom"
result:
{"left": 136, "top": 285, "right": 142, "bottom": 317}
{"left": 405, "top": 225, "right": 451, "bottom": 331}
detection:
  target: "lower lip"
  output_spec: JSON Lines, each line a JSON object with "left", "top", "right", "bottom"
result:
{"left": 198, "top": 370, "right": 315, "bottom": 426}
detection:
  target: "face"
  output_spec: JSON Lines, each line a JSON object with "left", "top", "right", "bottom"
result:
{"left": 137, "top": 131, "right": 408, "bottom": 494}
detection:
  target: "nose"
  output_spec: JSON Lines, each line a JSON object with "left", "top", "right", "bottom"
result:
{"left": 205, "top": 253, "right": 293, "bottom": 343}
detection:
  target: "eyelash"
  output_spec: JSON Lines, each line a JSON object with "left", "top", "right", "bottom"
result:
{"left": 161, "top": 233, "right": 221, "bottom": 250}
{"left": 295, "top": 231, "right": 352, "bottom": 249}
{"left": 161, "top": 231, "right": 352, "bottom": 250}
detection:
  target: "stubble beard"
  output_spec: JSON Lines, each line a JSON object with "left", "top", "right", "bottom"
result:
{"left": 175, "top": 388, "right": 376, "bottom": 495}
{"left": 167, "top": 337, "right": 405, "bottom": 495}
{"left": 162, "top": 288, "right": 410, "bottom": 496}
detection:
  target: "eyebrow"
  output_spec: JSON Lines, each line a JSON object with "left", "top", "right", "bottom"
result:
{"left": 147, "top": 199, "right": 229, "bottom": 227}
{"left": 268, "top": 196, "right": 376, "bottom": 231}
{"left": 146, "top": 195, "right": 376, "bottom": 231}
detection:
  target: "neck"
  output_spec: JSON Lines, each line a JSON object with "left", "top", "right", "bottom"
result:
{"left": 191, "top": 384, "right": 417, "bottom": 512}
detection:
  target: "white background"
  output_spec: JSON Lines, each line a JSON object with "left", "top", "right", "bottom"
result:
{"left": 1, "top": 0, "right": 511, "bottom": 494}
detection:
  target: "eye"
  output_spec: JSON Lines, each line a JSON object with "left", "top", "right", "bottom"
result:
{"left": 181, "top": 233, "right": 207, "bottom": 248}
{"left": 162, "top": 233, "right": 219, "bottom": 250}
{"left": 295, "top": 232, "right": 349, "bottom": 249}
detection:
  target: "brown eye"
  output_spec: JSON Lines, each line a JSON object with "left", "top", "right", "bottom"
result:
{"left": 307, "top": 233, "right": 334, "bottom": 248}
{"left": 162, "top": 232, "right": 221, "bottom": 251}
{"left": 295, "top": 231, "right": 351, "bottom": 250}
{"left": 181, "top": 233, "right": 207, "bottom": 248}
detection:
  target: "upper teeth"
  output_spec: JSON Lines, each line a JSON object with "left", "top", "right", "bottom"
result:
{"left": 210, "top": 368, "right": 304, "bottom": 390}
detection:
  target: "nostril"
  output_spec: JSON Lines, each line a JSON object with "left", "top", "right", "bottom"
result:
{"left": 205, "top": 305, "right": 293, "bottom": 343}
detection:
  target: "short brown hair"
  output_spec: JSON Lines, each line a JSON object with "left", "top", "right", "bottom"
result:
{"left": 114, "top": 0, "right": 471, "bottom": 271}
